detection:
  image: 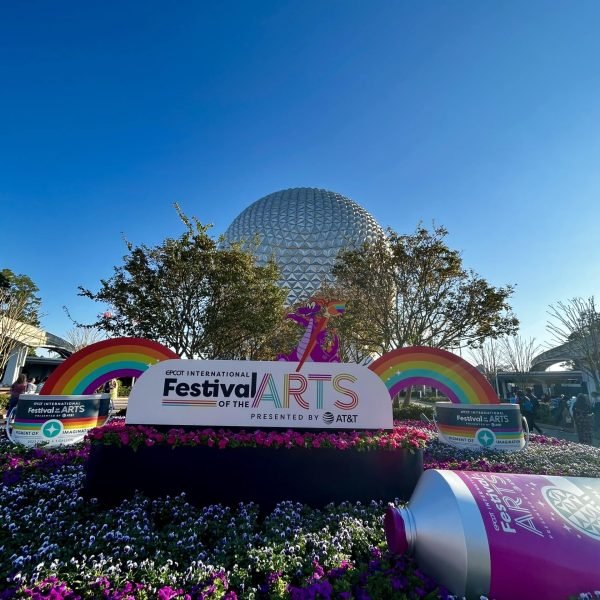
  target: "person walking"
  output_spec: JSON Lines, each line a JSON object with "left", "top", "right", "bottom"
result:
{"left": 517, "top": 390, "right": 543, "bottom": 435}
{"left": 36, "top": 377, "right": 48, "bottom": 394}
{"left": 26, "top": 377, "right": 37, "bottom": 394}
{"left": 7, "top": 374, "right": 28, "bottom": 415}
{"left": 104, "top": 378, "right": 118, "bottom": 401}
{"left": 572, "top": 393, "right": 594, "bottom": 445}
{"left": 525, "top": 387, "right": 543, "bottom": 434}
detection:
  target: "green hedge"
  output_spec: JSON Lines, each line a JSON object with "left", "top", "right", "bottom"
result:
{"left": 393, "top": 403, "right": 435, "bottom": 422}
{"left": 536, "top": 403, "right": 551, "bottom": 424}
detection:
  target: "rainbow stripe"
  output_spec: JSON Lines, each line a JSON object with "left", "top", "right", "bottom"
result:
{"left": 13, "top": 415, "right": 109, "bottom": 431}
{"left": 437, "top": 424, "right": 521, "bottom": 440}
{"left": 368, "top": 346, "right": 500, "bottom": 405}
{"left": 40, "top": 338, "right": 178, "bottom": 395}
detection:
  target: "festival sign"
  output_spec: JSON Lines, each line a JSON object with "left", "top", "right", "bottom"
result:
{"left": 5, "top": 337, "right": 180, "bottom": 448}
{"left": 434, "top": 402, "right": 528, "bottom": 451}
{"left": 126, "top": 359, "right": 393, "bottom": 429}
{"left": 7, "top": 394, "right": 111, "bottom": 447}
{"left": 368, "top": 346, "right": 528, "bottom": 451}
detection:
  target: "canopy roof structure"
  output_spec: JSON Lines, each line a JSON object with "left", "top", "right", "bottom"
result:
{"left": 1, "top": 317, "right": 74, "bottom": 385}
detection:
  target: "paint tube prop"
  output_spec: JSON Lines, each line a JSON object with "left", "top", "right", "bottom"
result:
{"left": 6, "top": 394, "right": 112, "bottom": 447}
{"left": 384, "top": 469, "right": 600, "bottom": 599}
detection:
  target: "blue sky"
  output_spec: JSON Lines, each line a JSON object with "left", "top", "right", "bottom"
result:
{"left": 1, "top": 0, "right": 599, "bottom": 348}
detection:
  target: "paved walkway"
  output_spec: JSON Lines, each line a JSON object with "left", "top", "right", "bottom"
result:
{"left": 536, "top": 421, "right": 600, "bottom": 447}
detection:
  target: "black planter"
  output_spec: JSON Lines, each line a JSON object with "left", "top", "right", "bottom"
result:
{"left": 83, "top": 444, "right": 423, "bottom": 509}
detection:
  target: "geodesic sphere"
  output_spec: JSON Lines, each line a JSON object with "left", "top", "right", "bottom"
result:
{"left": 223, "top": 187, "right": 384, "bottom": 304}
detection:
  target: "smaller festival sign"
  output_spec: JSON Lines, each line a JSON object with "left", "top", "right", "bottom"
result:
{"left": 7, "top": 394, "right": 111, "bottom": 447}
{"left": 127, "top": 359, "right": 393, "bottom": 429}
{"left": 434, "top": 402, "right": 528, "bottom": 451}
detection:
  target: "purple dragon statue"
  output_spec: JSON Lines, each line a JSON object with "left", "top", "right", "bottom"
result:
{"left": 277, "top": 298, "right": 345, "bottom": 368}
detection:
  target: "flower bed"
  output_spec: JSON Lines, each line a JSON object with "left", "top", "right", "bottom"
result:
{"left": 1, "top": 422, "right": 600, "bottom": 599}
{"left": 86, "top": 421, "right": 433, "bottom": 452}
{"left": 84, "top": 423, "right": 430, "bottom": 508}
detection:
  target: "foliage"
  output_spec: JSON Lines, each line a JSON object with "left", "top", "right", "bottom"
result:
{"left": 1, "top": 424, "right": 600, "bottom": 598}
{"left": 547, "top": 296, "right": 600, "bottom": 391}
{"left": 0, "top": 393, "right": 8, "bottom": 411}
{"left": 78, "top": 206, "right": 288, "bottom": 360}
{"left": 533, "top": 402, "right": 551, "bottom": 424}
{"left": 392, "top": 404, "right": 435, "bottom": 422}
{"left": 0, "top": 269, "right": 41, "bottom": 327}
{"left": 309, "top": 285, "right": 374, "bottom": 365}
{"left": 498, "top": 335, "right": 542, "bottom": 387}
{"left": 64, "top": 326, "right": 106, "bottom": 352}
{"left": 0, "top": 269, "right": 42, "bottom": 376}
{"left": 1, "top": 428, "right": 600, "bottom": 598}
{"left": 0, "top": 451, "right": 437, "bottom": 599}
{"left": 332, "top": 225, "right": 518, "bottom": 357}
{"left": 118, "top": 385, "right": 132, "bottom": 397}
{"left": 424, "top": 435, "right": 600, "bottom": 477}
{"left": 467, "top": 339, "right": 507, "bottom": 392}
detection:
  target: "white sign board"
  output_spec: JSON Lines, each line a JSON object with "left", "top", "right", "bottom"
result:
{"left": 127, "top": 359, "right": 393, "bottom": 429}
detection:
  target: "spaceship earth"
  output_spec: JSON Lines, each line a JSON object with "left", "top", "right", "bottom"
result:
{"left": 223, "top": 187, "right": 385, "bottom": 304}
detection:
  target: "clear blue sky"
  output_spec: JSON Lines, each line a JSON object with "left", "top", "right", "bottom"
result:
{"left": 2, "top": 0, "right": 599, "bottom": 348}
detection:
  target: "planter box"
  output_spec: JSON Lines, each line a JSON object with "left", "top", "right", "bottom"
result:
{"left": 84, "top": 444, "right": 423, "bottom": 509}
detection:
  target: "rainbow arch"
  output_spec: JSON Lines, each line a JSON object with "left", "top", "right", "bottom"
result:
{"left": 40, "top": 337, "right": 178, "bottom": 395}
{"left": 368, "top": 346, "right": 500, "bottom": 405}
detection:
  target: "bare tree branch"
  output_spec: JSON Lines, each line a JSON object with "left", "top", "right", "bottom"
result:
{"left": 547, "top": 297, "right": 600, "bottom": 390}
{"left": 65, "top": 327, "right": 106, "bottom": 352}
{"left": 500, "top": 336, "right": 542, "bottom": 388}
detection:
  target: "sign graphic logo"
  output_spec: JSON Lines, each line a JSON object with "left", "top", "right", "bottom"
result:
{"left": 476, "top": 428, "right": 496, "bottom": 448}
{"left": 41, "top": 419, "right": 64, "bottom": 440}
{"left": 543, "top": 486, "right": 600, "bottom": 541}
{"left": 322, "top": 412, "right": 334, "bottom": 425}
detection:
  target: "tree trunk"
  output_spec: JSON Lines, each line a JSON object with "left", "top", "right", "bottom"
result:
{"left": 402, "top": 386, "right": 413, "bottom": 407}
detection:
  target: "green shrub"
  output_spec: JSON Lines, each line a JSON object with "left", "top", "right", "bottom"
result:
{"left": 393, "top": 403, "right": 435, "bottom": 422}
{"left": 0, "top": 393, "right": 8, "bottom": 411}
{"left": 536, "top": 402, "right": 551, "bottom": 424}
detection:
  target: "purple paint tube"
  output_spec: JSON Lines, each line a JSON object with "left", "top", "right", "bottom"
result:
{"left": 384, "top": 469, "right": 600, "bottom": 599}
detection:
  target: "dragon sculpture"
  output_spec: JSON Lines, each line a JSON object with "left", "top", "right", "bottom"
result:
{"left": 277, "top": 298, "right": 345, "bottom": 370}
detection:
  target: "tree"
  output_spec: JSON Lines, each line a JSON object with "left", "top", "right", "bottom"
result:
{"left": 332, "top": 225, "right": 518, "bottom": 403}
{"left": 0, "top": 290, "right": 33, "bottom": 377}
{"left": 65, "top": 326, "right": 106, "bottom": 352}
{"left": 0, "top": 269, "right": 41, "bottom": 327}
{"left": 499, "top": 335, "right": 542, "bottom": 390}
{"left": 79, "top": 206, "right": 288, "bottom": 360}
{"left": 468, "top": 339, "right": 508, "bottom": 394}
{"left": 547, "top": 297, "right": 600, "bottom": 391}
{"left": 333, "top": 225, "right": 518, "bottom": 353}
{"left": 0, "top": 269, "right": 42, "bottom": 376}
